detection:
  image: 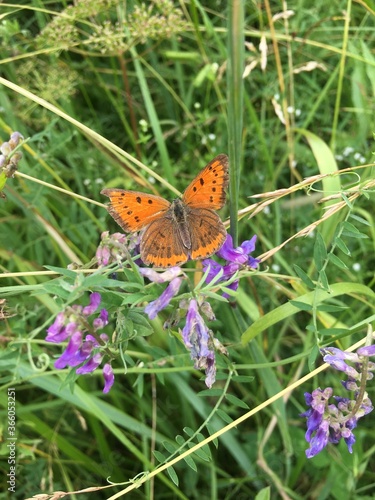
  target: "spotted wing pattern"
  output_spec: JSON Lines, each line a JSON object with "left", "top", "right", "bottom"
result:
{"left": 100, "top": 189, "right": 170, "bottom": 232}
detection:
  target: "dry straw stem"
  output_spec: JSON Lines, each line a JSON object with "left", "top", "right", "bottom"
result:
{"left": 237, "top": 165, "right": 375, "bottom": 263}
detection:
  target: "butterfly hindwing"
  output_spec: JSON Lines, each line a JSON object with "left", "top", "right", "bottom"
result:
{"left": 182, "top": 154, "right": 229, "bottom": 210}
{"left": 140, "top": 217, "right": 189, "bottom": 267}
{"left": 101, "top": 189, "right": 170, "bottom": 232}
{"left": 186, "top": 208, "right": 227, "bottom": 260}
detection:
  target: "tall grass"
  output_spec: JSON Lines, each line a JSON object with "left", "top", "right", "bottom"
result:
{"left": 1, "top": 1, "right": 375, "bottom": 498}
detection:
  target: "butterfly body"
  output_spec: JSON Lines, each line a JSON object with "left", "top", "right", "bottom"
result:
{"left": 101, "top": 154, "right": 229, "bottom": 268}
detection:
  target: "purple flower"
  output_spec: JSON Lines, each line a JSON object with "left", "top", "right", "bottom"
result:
{"left": 96, "top": 231, "right": 139, "bottom": 267}
{"left": 103, "top": 363, "right": 115, "bottom": 393}
{"left": 46, "top": 293, "right": 115, "bottom": 393}
{"left": 202, "top": 234, "right": 258, "bottom": 299}
{"left": 301, "top": 344, "right": 375, "bottom": 458}
{"left": 144, "top": 277, "right": 182, "bottom": 320}
{"left": 181, "top": 299, "right": 217, "bottom": 388}
{"left": 82, "top": 292, "right": 101, "bottom": 315}
{"left": 139, "top": 266, "right": 182, "bottom": 284}
{"left": 217, "top": 234, "right": 258, "bottom": 266}
{"left": 305, "top": 419, "right": 330, "bottom": 459}
{"left": 76, "top": 353, "right": 103, "bottom": 374}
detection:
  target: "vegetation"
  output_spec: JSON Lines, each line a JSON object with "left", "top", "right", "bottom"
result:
{"left": 1, "top": 1, "right": 374, "bottom": 498}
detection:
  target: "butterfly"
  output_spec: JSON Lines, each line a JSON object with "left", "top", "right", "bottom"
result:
{"left": 101, "top": 154, "right": 229, "bottom": 268}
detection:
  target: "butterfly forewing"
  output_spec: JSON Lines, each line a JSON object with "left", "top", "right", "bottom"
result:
{"left": 140, "top": 217, "right": 189, "bottom": 267}
{"left": 101, "top": 189, "right": 170, "bottom": 232}
{"left": 187, "top": 208, "right": 227, "bottom": 260}
{"left": 182, "top": 154, "right": 229, "bottom": 210}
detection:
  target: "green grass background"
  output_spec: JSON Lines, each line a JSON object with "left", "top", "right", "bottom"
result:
{"left": 0, "top": 1, "right": 375, "bottom": 498}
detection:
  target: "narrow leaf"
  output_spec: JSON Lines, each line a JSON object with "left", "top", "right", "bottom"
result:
{"left": 328, "top": 253, "right": 348, "bottom": 270}
{"left": 167, "top": 466, "right": 179, "bottom": 486}
{"left": 183, "top": 454, "right": 197, "bottom": 471}
{"left": 314, "top": 233, "right": 327, "bottom": 271}
{"left": 162, "top": 441, "right": 177, "bottom": 454}
{"left": 349, "top": 213, "right": 371, "bottom": 226}
{"left": 289, "top": 300, "right": 313, "bottom": 312}
{"left": 319, "top": 270, "right": 330, "bottom": 291}
{"left": 316, "top": 304, "right": 347, "bottom": 312}
{"left": 216, "top": 409, "right": 233, "bottom": 424}
{"left": 335, "top": 237, "right": 351, "bottom": 255}
{"left": 225, "top": 394, "right": 250, "bottom": 409}
{"left": 175, "top": 435, "right": 185, "bottom": 446}
{"left": 183, "top": 427, "right": 194, "bottom": 437}
{"left": 293, "top": 265, "right": 315, "bottom": 289}
{"left": 153, "top": 450, "right": 166, "bottom": 463}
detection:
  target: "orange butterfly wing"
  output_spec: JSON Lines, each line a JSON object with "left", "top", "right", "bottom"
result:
{"left": 140, "top": 217, "right": 189, "bottom": 267}
{"left": 100, "top": 189, "right": 170, "bottom": 232}
{"left": 186, "top": 208, "right": 227, "bottom": 260}
{"left": 182, "top": 154, "right": 229, "bottom": 209}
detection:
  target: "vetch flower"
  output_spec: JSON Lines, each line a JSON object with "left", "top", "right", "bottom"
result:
{"left": 203, "top": 234, "right": 259, "bottom": 299}
{"left": 96, "top": 231, "right": 139, "bottom": 267}
{"left": 181, "top": 299, "right": 217, "bottom": 388}
{"left": 217, "top": 234, "right": 258, "bottom": 266}
{"left": 46, "top": 292, "right": 114, "bottom": 393}
{"left": 144, "top": 277, "right": 183, "bottom": 320}
{"left": 103, "top": 363, "right": 115, "bottom": 393}
{"left": 140, "top": 266, "right": 183, "bottom": 320}
{"left": 301, "top": 341, "right": 375, "bottom": 458}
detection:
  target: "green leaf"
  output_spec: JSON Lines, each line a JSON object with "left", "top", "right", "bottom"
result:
{"left": 241, "top": 282, "right": 375, "bottom": 345}
{"left": 341, "top": 221, "right": 368, "bottom": 239}
{"left": 216, "top": 409, "right": 233, "bottom": 424}
{"left": 318, "top": 327, "right": 348, "bottom": 337}
{"left": 225, "top": 394, "right": 250, "bottom": 409}
{"left": 316, "top": 304, "right": 348, "bottom": 313}
{"left": 175, "top": 435, "right": 185, "bottom": 446}
{"left": 314, "top": 233, "right": 327, "bottom": 272}
{"left": 319, "top": 270, "right": 330, "bottom": 291}
{"left": 125, "top": 310, "right": 153, "bottom": 337}
{"left": 153, "top": 450, "right": 166, "bottom": 463}
{"left": 188, "top": 445, "right": 211, "bottom": 462}
{"left": 293, "top": 265, "right": 315, "bottom": 289}
{"left": 308, "top": 345, "right": 320, "bottom": 371}
{"left": 341, "top": 192, "right": 353, "bottom": 209}
{"left": 183, "top": 454, "right": 197, "bottom": 471}
{"left": 232, "top": 375, "right": 255, "bottom": 383}
{"left": 328, "top": 253, "right": 348, "bottom": 270}
{"left": 167, "top": 466, "right": 179, "bottom": 486}
{"left": 162, "top": 441, "right": 177, "bottom": 454}
{"left": 289, "top": 300, "right": 313, "bottom": 312}
{"left": 183, "top": 427, "right": 194, "bottom": 437}
{"left": 335, "top": 237, "right": 351, "bottom": 255}
{"left": 349, "top": 213, "right": 371, "bottom": 226}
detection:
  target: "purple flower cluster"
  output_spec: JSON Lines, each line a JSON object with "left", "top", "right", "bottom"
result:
{"left": 96, "top": 231, "right": 139, "bottom": 267}
{"left": 301, "top": 345, "right": 374, "bottom": 458}
{"left": 182, "top": 298, "right": 217, "bottom": 388}
{"left": 203, "top": 234, "right": 259, "bottom": 297}
{"left": 46, "top": 292, "right": 114, "bottom": 393}
{"left": 139, "top": 267, "right": 224, "bottom": 388}
{"left": 137, "top": 234, "right": 259, "bottom": 387}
